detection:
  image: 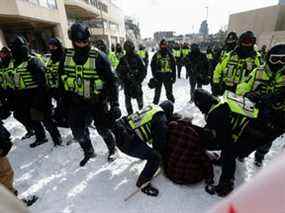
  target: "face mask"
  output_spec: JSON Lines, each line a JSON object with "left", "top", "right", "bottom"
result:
{"left": 11, "top": 46, "right": 29, "bottom": 62}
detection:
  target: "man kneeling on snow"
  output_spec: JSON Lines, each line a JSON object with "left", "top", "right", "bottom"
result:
{"left": 112, "top": 101, "right": 173, "bottom": 196}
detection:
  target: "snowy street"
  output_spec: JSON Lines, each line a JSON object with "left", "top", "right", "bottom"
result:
{"left": 5, "top": 64, "right": 285, "bottom": 213}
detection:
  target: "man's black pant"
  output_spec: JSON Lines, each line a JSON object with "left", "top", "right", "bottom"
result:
{"left": 153, "top": 78, "right": 175, "bottom": 104}
{"left": 69, "top": 101, "right": 115, "bottom": 156}
{"left": 112, "top": 120, "right": 160, "bottom": 185}
{"left": 219, "top": 120, "right": 283, "bottom": 183}
{"left": 124, "top": 90, "right": 143, "bottom": 115}
{"left": 189, "top": 75, "right": 202, "bottom": 101}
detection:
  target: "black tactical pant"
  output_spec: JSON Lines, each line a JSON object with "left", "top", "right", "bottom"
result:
{"left": 112, "top": 120, "right": 160, "bottom": 186}
{"left": 69, "top": 100, "right": 115, "bottom": 157}
{"left": 218, "top": 120, "right": 283, "bottom": 183}
{"left": 153, "top": 78, "right": 175, "bottom": 104}
{"left": 124, "top": 92, "right": 143, "bottom": 115}
{"left": 189, "top": 74, "right": 202, "bottom": 101}
{"left": 13, "top": 92, "right": 61, "bottom": 145}
{"left": 175, "top": 58, "right": 182, "bottom": 78}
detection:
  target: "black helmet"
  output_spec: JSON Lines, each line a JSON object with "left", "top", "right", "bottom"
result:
{"left": 193, "top": 89, "right": 219, "bottom": 114}
{"left": 159, "top": 100, "right": 174, "bottom": 120}
{"left": 191, "top": 43, "right": 199, "bottom": 53}
{"left": 123, "top": 40, "right": 135, "bottom": 53}
{"left": 160, "top": 39, "right": 168, "bottom": 48}
{"left": 225, "top": 32, "right": 238, "bottom": 44}
{"left": 139, "top": 44, "right": 144, "bottom": 50}
{"left": 68, "top": 23, "right": 90, "bottom": 41}
{"left": 267, "top": 44, "right": 285, "bottom": 73}
{"left": 239, "top": 31, "right": 256, "bottom": 47}
{"left": 48, "top": 37, "right": 62, "bottom": 48}
{"left": 95, "top": 39, "right": 107, "bottom": 53}
{"left": 8, "top": 35, "right": 29, "bottom": 60}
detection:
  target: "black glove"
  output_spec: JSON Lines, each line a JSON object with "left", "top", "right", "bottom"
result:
{"left": 110, "top": 106, "right": 121, "bottom": 120}
{"left": 244, "top": 92, "right": 259, "bottom": 103}
{"left": 170, "top": 77, "right": 176, "bottom": 84}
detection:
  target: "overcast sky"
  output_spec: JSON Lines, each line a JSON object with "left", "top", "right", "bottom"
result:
{"left": 112, "top": 0, "right": 278, "bottom": 38}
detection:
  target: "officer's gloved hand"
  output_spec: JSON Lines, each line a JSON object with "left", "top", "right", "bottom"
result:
{"left": 244, "top": 91, "right": 259, "bottom": 103}
{"left": 110, "top": 106, "right": 121, "bottom": 120}
{"left": 171, "top": 77, "right": 176, "bottom": 84}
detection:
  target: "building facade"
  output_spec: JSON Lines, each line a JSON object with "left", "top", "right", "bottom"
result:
{"left": 0, "top": 0, "right": 126, "bottom": 51}
{"left": 228, "top": 3, "right": 285, "bottom": 48}
{"left": 65, "top": 0, "right": 126, "bottom": 49}
{"left": 0, "top": 0, "right": 70, "bottom": 51}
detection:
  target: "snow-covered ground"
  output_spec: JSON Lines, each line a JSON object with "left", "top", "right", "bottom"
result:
{"left": 4, "top": 58, "right": 285, "bottom": 213}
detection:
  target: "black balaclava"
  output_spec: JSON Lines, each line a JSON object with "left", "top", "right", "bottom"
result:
{"left": 159, "top": 39, "right": 168, "bottom": 56}
{"left": 193, "top": 88, "right": 219, "bottom": 114}
{"left": 236, "top": 31, "right": 256, "bottom": 58}
{"left": 68, "top": 23, "right": 91, "bottom": 64}
{"left": 225, "top": 32, "right": 238, "bottom": 52}
{"left": 116, "top": 43, "right": 123, "bottom": 53}
{"left": 191, "top": 43, "right": 200, "bottom": 56}
{"left": 9, "top": 35, "right": 29, "bottom": 65}
{"left": 159, "top": 100, "right": 174, "bottom": 121}
{"left": 48, "top": 38, "right": 64, "bottom": 62}
{"left": 267, "top": 44, "right": 285, "bottom": 73}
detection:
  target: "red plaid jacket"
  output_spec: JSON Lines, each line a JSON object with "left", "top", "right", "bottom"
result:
{"left": 165, "top": 119, "right": 213, "bottom": 184}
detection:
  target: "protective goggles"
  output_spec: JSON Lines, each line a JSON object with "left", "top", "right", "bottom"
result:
{"left": 269, "top": 54, "right": 285, "bottom": 64}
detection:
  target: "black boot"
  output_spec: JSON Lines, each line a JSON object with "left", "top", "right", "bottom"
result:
{"left": 21, "top": 131, "right": 35, "bottom": 140}
{"left": 141, "top": 183, "right": 159, "bottom": 197}
{"left": 254, "top": 155, "right": 264, "bottom": 167}
{"left": 30, "top": 138, "right": 48, "bottom": 148}
{"left": 205, "top": 179, "right": 234, "bottom": 197}
{"left": 53, "top": 137, "right": 63, "bottom": 147}
{"left": 80, "top": 151, "right": 96, "bottom": 167}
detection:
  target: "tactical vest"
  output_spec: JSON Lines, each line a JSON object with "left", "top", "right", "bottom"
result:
{"left": 137, "top": 50, "right": 146, "bottom": 59}
{"left": 173, "top": 49, "right": 181, "bottom": 58}
{"left": 62, "top": 49, "right": 104, "bottom": 99}
{"left": 13, "top": 58, "right": 38, "bottom": 90}
{"left": 182, "top": 48, "right": 190, "bottom": 57}
{"left": 0, "top": 64, "right": 14, "bottom": 90}
{"left": 223, "top": 53, "right": 258, "bottom": 89}
{"left": 45, "top": 59, "right": 60, "bottom": 88}
{"left": 207, "top": 53, "right": 213, "bottom": 60}
{"left": 208, "top": 91, "right": 259, "bottom": 142}
{"left": 251, "top": 66, "right": 285, "bottom": 111}
{"left": 108, "top": 52, "right": 119, "bottom": 69}
{"left": 128, "top": 104, "right": 163, "bottom": 143}
{"left": 156, "top": 53, "right": 172, "bottom": 73}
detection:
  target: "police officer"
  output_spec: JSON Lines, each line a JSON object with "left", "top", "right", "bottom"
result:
{"left": 116, "top": 40, "right": 147, "bottom": 114}
{"left": 236, "top": 44, "right": 285, "bottom": 166}
{"left": 172, "top": 43, "right": 182, "bottom": 78}
{"left": 46, "top": 38, "right": 69, "bottom": 127}
{"left": 185, "top": 43, "right": 209, "bottom": 101}
{"left": 61, "top": 23, "right": 121, "bottom": 166}
{"left": 8, "top": 35, "right": 62, "bottom": 148}
{"left": 220, "top": 32, "right": 238, "bottom": 59}
{"left": 0, "top": 47, "right": 35, "bottom": 140}
{"left": 95, "top": 39, "right": 119, "bottom": 71}
{"left": 151, "top": 39, "right": 176, "bottom": 104}
{"left": 111, "top": 101, "right": 174, "bottom": 196}
{"left": 213, "top": 31, "right": 261, "bottom": 96}
{"left": 193, "top": 89, "right": 279, "bottom": 197}
{"left": 115, "top": 43, "right": 124, "bottom": 61}
{"left": 137, "top": 44, "right": 149, "bottom": 69}
{"left": 181, "top": 42, "right": 190, "bottom": 78}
